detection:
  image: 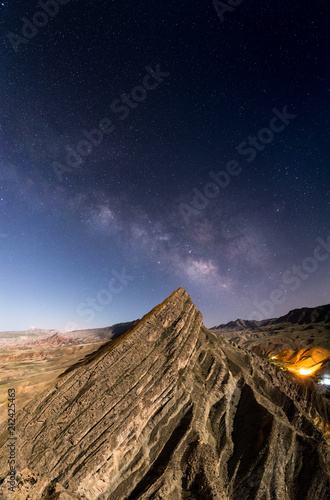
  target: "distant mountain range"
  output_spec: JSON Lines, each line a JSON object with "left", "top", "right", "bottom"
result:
{"left": 212, "top": 303, "right": 330, "bottom": 330}
{"left": 211, "top": 318, "right": 264, "bottom": 330}
{"left": 212, "top": 303, "right": 330, "bottom": 369}
{"left": 274, "top": 303, "right": 330, "bottom": 325}
{"left": 0, "top": 321, "right": 139, "bottom": 349}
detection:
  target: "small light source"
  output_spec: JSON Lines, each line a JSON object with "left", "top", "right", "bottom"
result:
{"left": 322, "top": 378, "right": 330, "bottom": 386}
{"left": 299, "top": 368, "right": 311, "bottom": 375}
{"left": 271, "top": 356, "right": 276, "bottom": 359}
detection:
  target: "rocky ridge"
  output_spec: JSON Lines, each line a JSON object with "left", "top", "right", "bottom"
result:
{"left": 212, "top": 305, "right": 330, "bottom": 359}
{"left": 274, "top": 304, "right": 330, "bottom": 325}
{"left": 213, "top": 304, "right": 330, "bottom": 331}
{"left": 211, "top": 319, "right": 262, "bottom": 331}
{"left": 0, "top": 288, "right": 329, "bottom": 499}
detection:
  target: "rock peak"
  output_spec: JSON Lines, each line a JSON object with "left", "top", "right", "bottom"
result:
{"left": 0, "top": 289, "right": 329, "bottom": 499}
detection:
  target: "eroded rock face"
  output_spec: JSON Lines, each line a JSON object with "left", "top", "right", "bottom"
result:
{"left": 0, "top": 288, "right": 329, "bottom": 499}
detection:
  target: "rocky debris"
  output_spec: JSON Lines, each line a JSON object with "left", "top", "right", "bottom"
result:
{"left": 0, "top": 468, "right": 39, "bottom": 500}
{"left": 44, "top": 482, "right": 78, "bottom": 499}
{"left": 0, "top": 288, "right": 329, "bottom": 499}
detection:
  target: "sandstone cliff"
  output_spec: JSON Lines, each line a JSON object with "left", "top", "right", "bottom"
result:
{"left": 0, "top": 288, "right": 329, "bottom": 499}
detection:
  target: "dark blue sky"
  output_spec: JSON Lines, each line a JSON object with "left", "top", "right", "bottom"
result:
{"left": 0, "top": 0, "right": 329, "bottom": 331}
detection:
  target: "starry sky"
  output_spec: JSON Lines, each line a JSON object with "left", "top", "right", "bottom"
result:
{"left": 0, "top": 0, "right": 329, "bottom": 332}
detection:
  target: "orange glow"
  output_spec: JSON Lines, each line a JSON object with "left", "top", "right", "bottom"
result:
{"left": 269, "top": 347, "right": 330, "bottom": 378}
{"left": 298, "top": 367, "right": 312, "bottom": 376}
{"left": 270, "top": 361, "right": 323, "bottom": 377}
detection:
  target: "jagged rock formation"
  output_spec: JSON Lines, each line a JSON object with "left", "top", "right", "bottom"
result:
{"left": 0, "top": 288, "right": 329, "bottom": 499}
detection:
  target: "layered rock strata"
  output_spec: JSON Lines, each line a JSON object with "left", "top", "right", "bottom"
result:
{"left": 0, "top": 288, "right": 329, "bottom": 499}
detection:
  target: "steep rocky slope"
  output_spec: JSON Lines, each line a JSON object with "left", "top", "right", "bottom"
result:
{"left": 0, "top": 322, "right": 139, "bottom": 430}
{"left": 0, "top": 288, "right": 329, "bottom": 499}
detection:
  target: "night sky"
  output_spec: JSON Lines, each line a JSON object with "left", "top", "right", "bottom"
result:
{"left": 0, "top": 0, "right": 329, "bottom": 332}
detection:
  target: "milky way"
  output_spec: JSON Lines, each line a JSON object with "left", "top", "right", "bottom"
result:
{"left": 0, "top": 0, "right": 329, "bottom": 331}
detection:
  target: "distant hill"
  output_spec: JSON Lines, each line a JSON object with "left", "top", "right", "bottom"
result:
{"left": 212, "top": 303, "right": 330, "bottom": 357}
{"left": 34, "top": 332, "right": 70, "bottom": 347}
{"left": 62, "top": 320, "right": 139, "bottom": 341}
{"left": 211, "top": 318, "right": 263, "bottom": 330}
{"left": 212, "top": 304, "right": 330, "bottom": 331}
{"left": 27, "top": 328, "right": 58, "bottom": 335}
{"left": 274, "top": 304, "right": 330, "bottom": 325}
{"left": 0, "top": 328, "right": 56, "bottom": 337}
{"left": 0, "top": 321, "right": 139, "bottom": 349}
